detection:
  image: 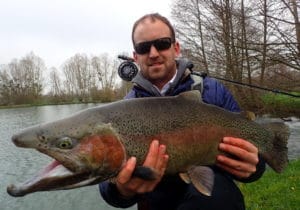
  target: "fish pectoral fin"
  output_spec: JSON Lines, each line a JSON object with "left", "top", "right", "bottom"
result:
{"left": 132, "top": 166, "right": 158, "bottom": 180}
{"left": 185, "top": 166, "right": 214, "bottom": 196}
{"left": 179, "top": 173, "right": 191, "bottom": 184}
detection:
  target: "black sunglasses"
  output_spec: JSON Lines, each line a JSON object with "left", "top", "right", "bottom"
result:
{"left": 134, "top": 37, "right": 174, "bottom": 54}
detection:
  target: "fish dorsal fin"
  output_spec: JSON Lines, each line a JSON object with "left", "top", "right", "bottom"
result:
{"left": 241, "top": 111, "right": 256, "bottom": 121}
{"left": 177, "top": 90, "right": 202, "bottom": 102}
{"left": 179, "top": 166, "right": 214, "bottom": 196}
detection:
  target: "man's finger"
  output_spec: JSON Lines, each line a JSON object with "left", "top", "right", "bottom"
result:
{"left": 223, "top": 137, "right": 258, "bottom": 153}
{"left": 143, "top": 140, "right": 159, "bottom": 166}
{"left": 220, "top": 138, "right": 259, "bottom": 165}
{"left": 155, "top": 144, "right": 168, "bottom": 171}
{"left": 217, "top": 155, "right": 257, "bottom": 176}
{"left": 117, "top": 157, "right": 137, "bottom": 184}
{"left": 216, "top": 162, "right": 253, "bottom": 178}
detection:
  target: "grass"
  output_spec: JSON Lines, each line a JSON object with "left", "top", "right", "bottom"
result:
{"left": 260, "top": 92, "right": 300, "bottom": 117}
{"left": 262, "top": 92, "right": 300, "bottom": 107}
{"left": 239, "top": 159, "right": 300, "bottom": 210}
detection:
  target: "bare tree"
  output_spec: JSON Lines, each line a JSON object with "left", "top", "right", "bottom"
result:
{"left": 285, "top": 0, "right": 300, "bottom": 58}
{"left": 170, "top": 0, "right": 300, "bottom": 112}
{"left": 172, "top": 0, "right": 251, "bottom": 81}
{"left": 62, "top": 53, "right": 94, "bottom": 100}
{"left": 259, "top": 0, "right": 300, "bottom": 70}
{"left": 291, "top": 0, "right": 300, "bottom": 57}
{"left": 172, "top": 0, "right": 209, "bottom": 72}
{"left": 0, "top": 65, "right": 13, "bottom": 105}
{"left": 49, "top": 67, "right": 63, "bottom": 96}
{"left": 90, "top": 54, "right": 118, "bottom": 101}
{"left": 91, "top": 53, "right": 117, "bottom": 90}
{"left": 171, "top": 0, "right": 300, "bottom": 85}
{"left": 62, "top": 53, "right": 118, "bottom": 101}
{"left": 0, "top": 52, "right": 45, "bottom": 104}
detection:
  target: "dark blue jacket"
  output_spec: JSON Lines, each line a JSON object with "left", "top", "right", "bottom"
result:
{"left": 99, "top": 59, "right": 265, "bottom": 210}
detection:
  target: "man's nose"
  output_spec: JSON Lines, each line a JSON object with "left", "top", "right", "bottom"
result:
{"left": 149, "top": 45, "right": 159, "bottom": 57}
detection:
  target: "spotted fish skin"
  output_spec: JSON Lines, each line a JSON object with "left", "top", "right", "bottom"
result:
{"left": 7, "top": 91, "right": 289, "bottom": 197}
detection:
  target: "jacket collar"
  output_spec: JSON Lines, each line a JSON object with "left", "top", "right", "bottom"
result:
{"left": 131, "top": 58, "right": 193, "bottom": 96}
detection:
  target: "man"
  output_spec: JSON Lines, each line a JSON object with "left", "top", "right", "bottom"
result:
{"left": 100, "top": 13, "right": 265, "bottom": 210}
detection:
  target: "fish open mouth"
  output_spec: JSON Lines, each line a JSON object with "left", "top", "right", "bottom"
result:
{"left": 7, "top": 160, "right": 98, "bottom": 197}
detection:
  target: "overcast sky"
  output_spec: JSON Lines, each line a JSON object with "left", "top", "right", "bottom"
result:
{"left": 0, "top": 0, "right": 173, "bottom": 68}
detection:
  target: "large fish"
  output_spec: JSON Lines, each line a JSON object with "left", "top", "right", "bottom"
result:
{"left": 7, "top": 91, "right": 289, "bottom": 197}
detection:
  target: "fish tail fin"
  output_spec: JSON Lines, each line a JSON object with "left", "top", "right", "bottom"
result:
{"left": 261, "top": 122, "right": 289, "bottom": 173}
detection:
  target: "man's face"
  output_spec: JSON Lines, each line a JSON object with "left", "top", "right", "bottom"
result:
{"left": 133, "top": 18, "right": 180, "bottom": 89}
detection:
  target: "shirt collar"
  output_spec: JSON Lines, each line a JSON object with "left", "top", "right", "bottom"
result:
{"left": 154, "top": 69, "right": 178, "bottom": 96}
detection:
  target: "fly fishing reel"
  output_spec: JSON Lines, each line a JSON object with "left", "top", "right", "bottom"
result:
{"left": 117, "top": 55, "right": 138, "bottom": 81}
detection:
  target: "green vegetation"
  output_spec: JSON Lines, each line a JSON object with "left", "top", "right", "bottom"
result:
{"left": 239, "top": 159, "right": 300, "bottom": 210}
{"left": 0, "top": 88, "right": 122, "bottom": 109}
{"left": 261, "top": 92, "right": 300, "bottom": 117}
{"left": 262, "top": 92, "right": 300, "bottom": 109}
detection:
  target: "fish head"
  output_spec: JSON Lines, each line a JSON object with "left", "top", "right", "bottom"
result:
{"left": 7, "top": 115, "right": 126, "bottom": 197}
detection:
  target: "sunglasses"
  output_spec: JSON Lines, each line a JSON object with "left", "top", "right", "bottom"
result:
{"left": 134, "top": 37, "right": 174, "bottom": 54}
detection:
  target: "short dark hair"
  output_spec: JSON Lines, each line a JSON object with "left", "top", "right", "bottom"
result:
{"left": 131, "top": 13, "right": 176, "bottom": 45}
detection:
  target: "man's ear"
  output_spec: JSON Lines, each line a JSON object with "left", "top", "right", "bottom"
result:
{"left": 133, "top": 51, "right": 138, "bottom": 62}
{"left": 174, "top": 41, "right": 181, "bottom": 57}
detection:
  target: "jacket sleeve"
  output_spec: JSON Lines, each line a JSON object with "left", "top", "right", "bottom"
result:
{"left": 99, "top": 181, "right": 139, "bottom": 208}
{"left": 124, "top": 90, "right": 136, "bottom": 99}
{"left": 202, "top": 77, "right": 266, "bottom": 183}
{"left": 202, "top": 77, "right": 240, "bottom": 112}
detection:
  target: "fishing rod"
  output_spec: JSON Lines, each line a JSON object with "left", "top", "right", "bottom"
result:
{"left": 206, "top": 74, "right": 299, "bottom": 98}
{"left": 117, "top": 55, "right": 300, "bottom": 98}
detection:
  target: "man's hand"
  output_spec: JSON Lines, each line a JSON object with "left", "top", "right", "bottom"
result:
{"left": 217, "top": 137, "right": 259, "bottom": 179}
{"left": 115, "top": 140, "right": 169, "bottom": 198}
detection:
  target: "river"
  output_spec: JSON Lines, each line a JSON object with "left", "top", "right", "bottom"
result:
{"left": 0, "top": 104, "right": 299, "bottom": 210}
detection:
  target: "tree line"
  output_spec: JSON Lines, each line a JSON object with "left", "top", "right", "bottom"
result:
{"left": 0, "top": 0, "right": 299, "bottom": 108}
{"left": 0, "top": 52, "right": 128, "bottom": 105}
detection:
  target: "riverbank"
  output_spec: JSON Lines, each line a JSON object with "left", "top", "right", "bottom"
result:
{"left": 0, "top": 100, "right": 102, "bottom": 110}
{"left": 260, "top": 92, "right": 300, "bottom": 117}
{"left": 239, "top": 159, "right": 300, "bottom": 210}
{"left": 1, "top": 92, "right": 300, "bottom": 118}
{"left": 235, "top": 90, "right": 300, "bottom": 118}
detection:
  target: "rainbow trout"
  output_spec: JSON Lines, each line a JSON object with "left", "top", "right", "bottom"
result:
{"left": 7, "top": 91, "right": 289, "bottom": 197}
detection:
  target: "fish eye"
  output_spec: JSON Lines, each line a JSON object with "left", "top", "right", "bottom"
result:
{"left": 57, "top": 137, "right": 74, "bottom": 149}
